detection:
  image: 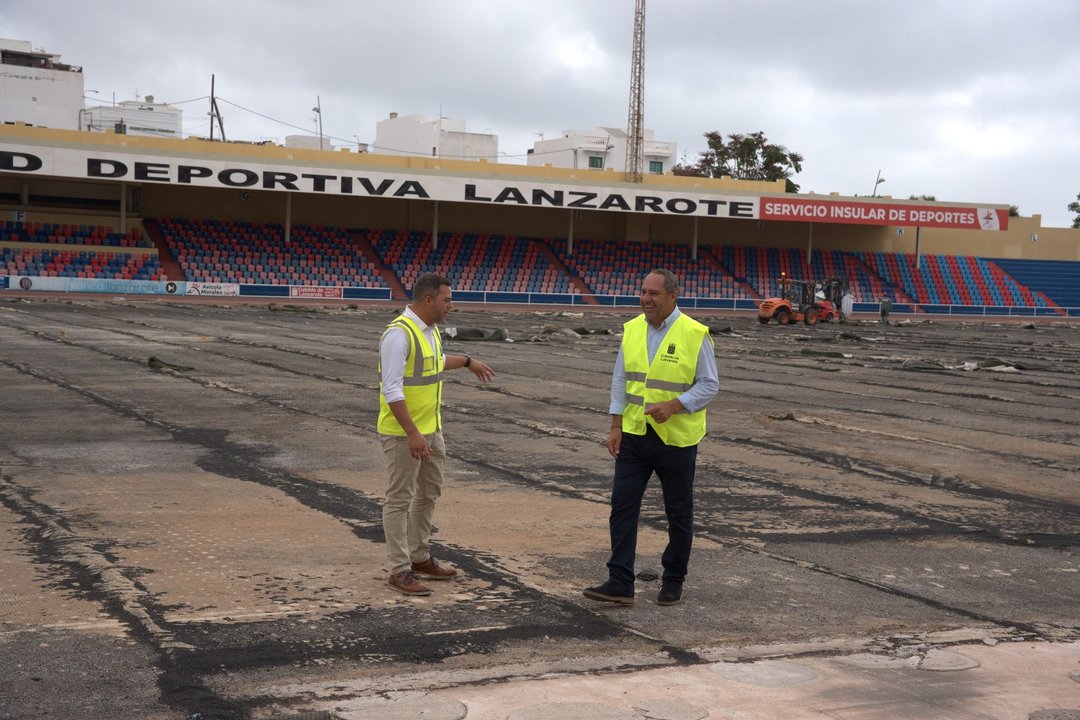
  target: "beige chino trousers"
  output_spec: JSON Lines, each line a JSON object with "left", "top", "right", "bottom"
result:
{"left": 381, "top": 431, "right": 446, "bottom": 575}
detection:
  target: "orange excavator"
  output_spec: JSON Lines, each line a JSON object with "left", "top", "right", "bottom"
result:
{"left": 758, "top": 275, "right": 843, "bottom": 325}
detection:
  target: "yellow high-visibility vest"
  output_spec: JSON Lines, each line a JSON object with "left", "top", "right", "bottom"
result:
{"left": 377, "top": 314, "right": 444, "bottom": 436}
{"left": 621, "top": 313, "right": 710, "bottom": 447}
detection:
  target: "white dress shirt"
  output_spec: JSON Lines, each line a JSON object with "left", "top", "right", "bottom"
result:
{"left": 380, "top": 306, "right": 440, "bottom": 404}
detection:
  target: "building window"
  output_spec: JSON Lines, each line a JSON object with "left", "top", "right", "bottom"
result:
{"left": 588, "top": 155, "right": 604, "bottom": 169}
{"left": 649, "top": 160, "right": 663, "bottom": 174}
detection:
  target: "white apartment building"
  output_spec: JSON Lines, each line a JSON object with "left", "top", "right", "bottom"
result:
{"left": 373, "top": 112, "right": 498, "bottom": 161}
{"left": 0, "top": 38, "right": 85, "bottom": 130}
{"left": 82, "top": 96, "right": 183, "bottom": 139}
{"left": 527, "top": 127, "right": 676, "bottom": 174}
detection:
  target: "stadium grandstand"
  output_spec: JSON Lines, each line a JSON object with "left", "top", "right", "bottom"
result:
{"left": 2, "top": 123, "right": 1078, "bottom": 315}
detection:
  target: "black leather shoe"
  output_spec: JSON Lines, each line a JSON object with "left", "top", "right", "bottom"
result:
{"left": 657, "top": 581, "right": 683, "bottom": 606}
{"left": 583, "top": 580, "right": 635, "bottom": 605}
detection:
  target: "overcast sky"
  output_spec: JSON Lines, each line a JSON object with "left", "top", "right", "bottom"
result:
{"left": 5, "top": 0, "right": 1079, "bottom": 227}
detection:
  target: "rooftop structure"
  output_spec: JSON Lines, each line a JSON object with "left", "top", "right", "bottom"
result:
{"left": 527, "top": 127, "right": 676, "bottom": 174}
{"left": 374, "top": 112, "right": 498, "bottom": 161}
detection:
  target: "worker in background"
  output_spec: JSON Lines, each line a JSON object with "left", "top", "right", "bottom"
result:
{"left": 879, "top": 295, "right": 893, "bottom": 325}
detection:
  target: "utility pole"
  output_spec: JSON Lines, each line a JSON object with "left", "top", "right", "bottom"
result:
{"left": 209, "top": 74, "right": 225, "bottom": 141}
{"left": 872, "top": 169, "right": 885, "bottom": 196}
{"left": 625, "top": 0, "right": 646, "bottom": 183}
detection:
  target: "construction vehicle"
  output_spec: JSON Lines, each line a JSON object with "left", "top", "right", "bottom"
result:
{"left": 758, "top": 276, "right": 843, "bottom": 325}
{"left": 820, "top": 277, "right": 848, "bottom": 310}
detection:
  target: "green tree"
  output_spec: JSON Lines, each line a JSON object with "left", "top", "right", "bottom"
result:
{"left": 679, "top": 131, "right": 804, "bottom": 192}
{"left": 1069, "top": 193, "right": 1080, "bottom": 228}
{"left": 671, "top": 151, "right": 702, "bottom": 177}
{"left": 909, "top": 194, "right": 937, "bottom": 201}
{"left": 671, "top": 161, "right": 702, "bottom": 177}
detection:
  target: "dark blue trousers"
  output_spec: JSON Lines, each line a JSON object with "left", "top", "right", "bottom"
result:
{"left": 606, "top": 425, "right": 697, "bottom": 591}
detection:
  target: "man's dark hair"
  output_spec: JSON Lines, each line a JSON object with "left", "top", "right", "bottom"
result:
{"left": 649, "top": 268, "right": 679, "bottom": 295}
{"left": 412, "top": 273, "right": 451, "bottom": 301}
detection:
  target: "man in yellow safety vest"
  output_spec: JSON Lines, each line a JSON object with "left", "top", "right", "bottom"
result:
{"left": 584, "top": 269, "right": 719, "bottom": 606}
{"left": 378, "top": 273, "right": 495, "bottom": 596}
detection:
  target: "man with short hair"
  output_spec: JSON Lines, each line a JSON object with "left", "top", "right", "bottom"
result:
{"left": 584, "top": 269, "right": 719, "bottom": 606}
{"left": 379, "top": 273, "right": 495, "bottom": 596}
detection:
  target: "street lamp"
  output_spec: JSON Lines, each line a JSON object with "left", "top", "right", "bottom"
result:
{"left": 79, "top": 90, "right": 100, "bottom": 131}
{"left": 312, "top": 96, "right": 324, "bottom": 151}
{"left": 872, "top": 169, "right": 886, "bottom": 197}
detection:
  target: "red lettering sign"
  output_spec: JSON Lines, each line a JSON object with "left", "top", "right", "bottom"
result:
{"left": 759, "top": 198, "right": 1007, "bottom": 230}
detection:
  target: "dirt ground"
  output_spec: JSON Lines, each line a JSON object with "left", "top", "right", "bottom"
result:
{"left": 0, "top": 295, "right": 1077, "bottom": 719}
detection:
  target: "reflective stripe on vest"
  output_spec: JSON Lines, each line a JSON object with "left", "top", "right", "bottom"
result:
{"left": 377, "top": 314, "right": 444, "bottom": 436}
{"left": 620, "top": 313, "right": 710, "bottom": 447}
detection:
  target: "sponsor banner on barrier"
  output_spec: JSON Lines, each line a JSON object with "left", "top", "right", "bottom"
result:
{"left": 759, "top": 197, "right": 1009, "bottom": 231}
{"left": 8, "top": 276, "right": 184, "bottom": 295}
{"left": 0, "top": 275, "right": 7, "bottom": 289}
{"left": 290, "top": 285, "right": 343, "bottom": 299}
{"left": 186, "top": 282, "right": 240, "bottom": 296}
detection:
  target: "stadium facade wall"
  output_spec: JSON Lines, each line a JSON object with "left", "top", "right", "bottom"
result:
{"left": 1, "top": 123, "right": 1077, "bottom": 261}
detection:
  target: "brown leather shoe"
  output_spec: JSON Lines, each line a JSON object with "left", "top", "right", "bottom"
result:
{"left": 411, "top": 557, "right": 458, "bottom": 581}
{"left": 388, "top": 570, "right": 431, "bottom": 596}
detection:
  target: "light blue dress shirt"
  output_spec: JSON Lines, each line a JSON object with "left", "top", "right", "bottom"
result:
{"left": 609, "top": 306, "right": 720, "bottom": 416}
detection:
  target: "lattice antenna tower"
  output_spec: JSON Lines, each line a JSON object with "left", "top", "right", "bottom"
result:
{"left": 625, "top": 0, "right": 646, "bottom": 183}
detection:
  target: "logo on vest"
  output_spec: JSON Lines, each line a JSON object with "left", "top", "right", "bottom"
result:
{"left": 659, "top": 342, "right": 680, "bottom": 364}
